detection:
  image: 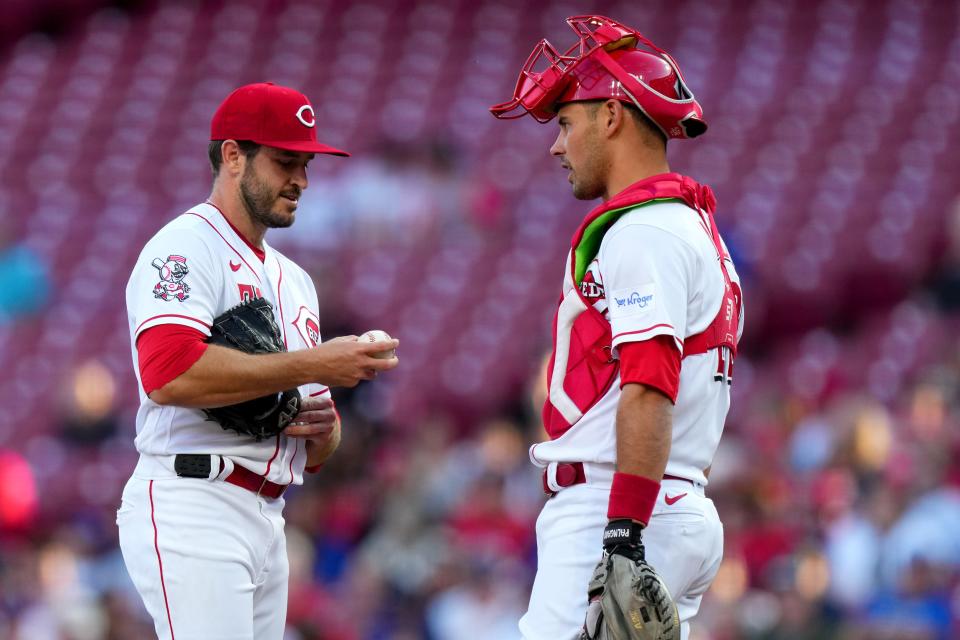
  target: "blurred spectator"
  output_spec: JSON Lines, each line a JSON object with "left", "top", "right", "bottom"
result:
{"left": 56, "top": 360, "right": 119, "bottom": 447}
{"left": 932, "top": 197, "right": 960, "bottom": 311}
{"left": 0, "top": 527, "right": 153, "bottom": 640}
{"left": 859, "top": 557, "right": 954, "bottom": 640}
{"left": 0, "top": 450, "right": 38, "bottom": 531}
{"left": 881, "top": 489, "right": 960, "bottom": 589}
{"left": 0, "top": 225, "right": 50, "bottom": 323}
{"left": 276, "top": 135, "right": 505, "bottom": 256}
{"left": 425, "top": 556, "right": 525, "bottom": 640}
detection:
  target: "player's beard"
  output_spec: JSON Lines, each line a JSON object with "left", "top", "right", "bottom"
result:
{"left": 239, "top": 165, "right": 299, "bottom": 229}
{"left": 570, "top": 126, "right": 610, "bottom": 201}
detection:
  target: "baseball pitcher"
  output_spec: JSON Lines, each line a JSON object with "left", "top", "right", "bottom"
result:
{"left": 118, "top": 82, "right": 399, "bottom": 639}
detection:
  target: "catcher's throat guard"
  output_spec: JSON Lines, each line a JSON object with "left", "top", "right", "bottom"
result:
{"left": 490, "top": 15, "right": 706, "bottom": 139}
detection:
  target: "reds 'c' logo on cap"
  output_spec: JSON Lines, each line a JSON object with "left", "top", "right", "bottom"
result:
{"left": 296, "top": 105, "right": 316, "bottom": 128}
{"left": 211, "top": 83, "right": 349, "bottom": 155}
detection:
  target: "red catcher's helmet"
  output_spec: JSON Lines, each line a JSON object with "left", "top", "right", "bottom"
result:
{"left": 490, "top": 15, "right": 707, "bottom": 140}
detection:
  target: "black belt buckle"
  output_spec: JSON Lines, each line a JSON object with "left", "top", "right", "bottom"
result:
{"left": 175, "top": 454, "right": 211, "bottom": 478}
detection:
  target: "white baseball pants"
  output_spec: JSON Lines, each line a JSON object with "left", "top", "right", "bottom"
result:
{"left": 117, "top": 464, "right": 289, "bottom": 640}
{"left": 519, "top": 468, "right": 723, "bottom": 640}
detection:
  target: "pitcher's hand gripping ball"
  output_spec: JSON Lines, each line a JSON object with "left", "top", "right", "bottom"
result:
{"left": 358, "top": 330, "right": 396, "bottom": 359}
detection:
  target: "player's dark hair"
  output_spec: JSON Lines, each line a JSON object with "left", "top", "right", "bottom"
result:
{"left": 622, "top": 103, "right": 668, "bottom": 148}
{"left": 208, "top": 140, "right": 262, "bottom": 176}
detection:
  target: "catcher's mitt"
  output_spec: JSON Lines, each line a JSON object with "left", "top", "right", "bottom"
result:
{"left": 202, "top": 296, "right": 301, "bottom": 440}
{"left": 580, "top": 520, "right": 680, "bottom": 640}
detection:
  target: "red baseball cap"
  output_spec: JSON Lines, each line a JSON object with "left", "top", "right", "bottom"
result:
{"left": 210, "top": 82, "right": 349, "bottom": 157}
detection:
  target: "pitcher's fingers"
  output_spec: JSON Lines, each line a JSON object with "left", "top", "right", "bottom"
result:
{"left": 292, "top": 409, "right": 336, "bottom": 425}
{"left": 357, "top": 338, "right": 399, "bottom": 354}
{"left": 367, "top": 355, "right": 399, "bottom": 371}
{"left": 285, "top": 423, "right": 334, "bottom": 438}
{"left": 299, "top": 397, "right": 333, "bottom": 412}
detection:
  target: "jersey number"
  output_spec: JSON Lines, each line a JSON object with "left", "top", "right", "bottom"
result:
{"left": 713, "top": 346, "right": 734, "bottom": 386}
{"left": 238, "top": 284, "right": 262, "bottom": 302}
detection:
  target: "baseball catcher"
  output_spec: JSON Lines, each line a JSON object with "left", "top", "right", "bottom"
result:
{"left": 490, "top": 15, "right": 742, "bottom": 640}
{"left": 202, "top": 296, "right": 302, "bottom": 440}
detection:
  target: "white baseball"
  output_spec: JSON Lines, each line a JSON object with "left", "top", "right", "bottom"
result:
{"left": 358, "top": 329, "right": 396, "bottom": 359}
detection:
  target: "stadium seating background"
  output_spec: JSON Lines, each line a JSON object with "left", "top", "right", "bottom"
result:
{"left": 0, "top": 0, "right": 958, "bottom": 638}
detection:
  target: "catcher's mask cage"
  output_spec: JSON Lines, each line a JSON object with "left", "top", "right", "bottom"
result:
{"left": 490, "top": 15, "right": 707, "bottom": 140}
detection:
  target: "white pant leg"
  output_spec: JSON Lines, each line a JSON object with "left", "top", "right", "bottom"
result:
{"left": 520, "top": 484, "right": 608, "bottom": 640}
{"left": 117, "top": 474, "right": 289, "bottom": 640}
{"left": 643, "top": 480, "right": 724, "bottom": 640}
{"left": 519, "top": 478, "right": 724, "bottom": 640}
{"left": 252, "top": 497, "right": 289, "bottom": 640}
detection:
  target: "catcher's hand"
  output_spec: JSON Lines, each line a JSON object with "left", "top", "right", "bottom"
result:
{"left": 202, "top": 297, "right": 301, "bottom": 440}
{"left": 580, "top": 520, "right": 680, "bottom": 640}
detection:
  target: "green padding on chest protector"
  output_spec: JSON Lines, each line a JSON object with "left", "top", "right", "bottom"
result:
{"left": 572, "top": 198, "right": 680, "bottom": 286}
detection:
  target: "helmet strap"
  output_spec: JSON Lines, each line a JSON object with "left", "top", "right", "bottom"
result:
{"left": 590, "top": 47, "right": 670, "bottom": 138}
{"left": 614, "top": 81, "right": 669, "bottom": 139}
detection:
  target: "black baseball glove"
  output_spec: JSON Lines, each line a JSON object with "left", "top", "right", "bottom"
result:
{"left": 202, "top": 296, "right": 301, "bottom": 440}
{"left": 580, "top": 520, "right": 680, "bottom": 640}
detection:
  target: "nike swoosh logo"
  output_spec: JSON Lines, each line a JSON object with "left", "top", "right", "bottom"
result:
{"left": 229, "top": 261, "right": 241, "bottom": 272}
{"left": 664, "top": 493, "right": 688, "bottom": 505}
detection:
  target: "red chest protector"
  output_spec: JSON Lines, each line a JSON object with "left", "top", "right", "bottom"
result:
{"left": 542, "top": 173, "right": 742, "bottom": 439}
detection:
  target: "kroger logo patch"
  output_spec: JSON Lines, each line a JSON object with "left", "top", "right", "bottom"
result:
{"left": 615, "top": 292, "right": 653, "bottom": 309}
{"left": 609, "top": 284, "right": 656, "bottom": 318}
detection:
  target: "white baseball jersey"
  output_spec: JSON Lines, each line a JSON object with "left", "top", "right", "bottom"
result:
{"left": 530, "top": 200, "right": 744, "bottom": 484}
{"left": 125, "top": 202, "right": 328, "bottom": 485}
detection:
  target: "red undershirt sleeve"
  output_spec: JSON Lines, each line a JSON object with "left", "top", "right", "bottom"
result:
{"left": 136, "top": 324, "right": 209, "bottom": 395}
{"left": 618, "top": 335, "right": 682, "bottom": 403}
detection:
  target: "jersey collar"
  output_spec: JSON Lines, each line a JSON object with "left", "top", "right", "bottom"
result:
{"left": 204, "top": 201, "right": 269, "bottom": 263}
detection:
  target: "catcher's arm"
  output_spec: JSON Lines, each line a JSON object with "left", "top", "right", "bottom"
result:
{"left": 615, "top": 383, "right": 672, "bottom": 491}
{"left": 151, "top": 337, "right": 399, "bottom": 408}
{"left": 602, "top": 382, "right": 674, "bottom": 531}
{"left": 579, "top": 383, "right": 681, "bottom": 640}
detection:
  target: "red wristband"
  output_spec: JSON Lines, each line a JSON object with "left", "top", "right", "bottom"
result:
{"left": 607, "top": 472, "right": 661, "bottom": 526}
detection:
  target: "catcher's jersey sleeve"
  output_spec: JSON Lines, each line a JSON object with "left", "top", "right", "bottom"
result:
{"left": 619, "top": 336, "right": 681, "bottom": 402}
{"left": 126, "top": 220, "right": 222, "bottom": 340}
{"left": 600, "top": 223, "right": 697, "bottom": 353}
